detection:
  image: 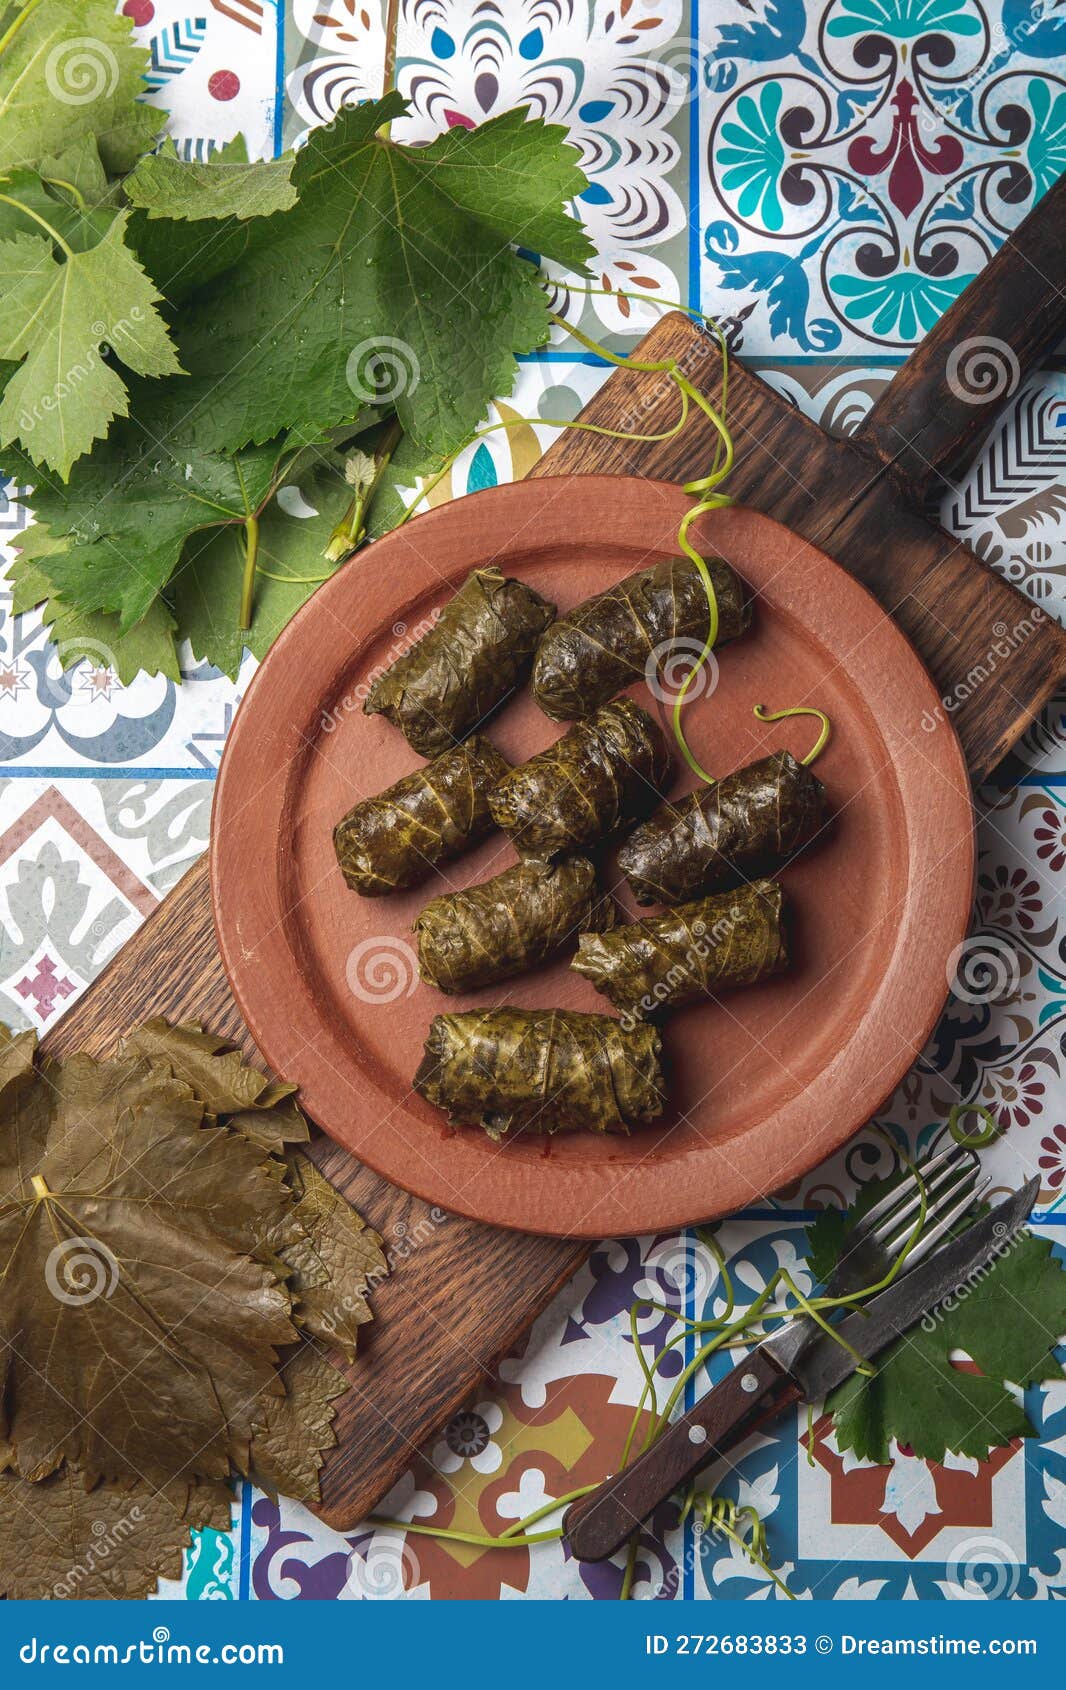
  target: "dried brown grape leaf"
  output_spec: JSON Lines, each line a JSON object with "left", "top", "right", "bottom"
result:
{"left": 281, "top": 1156, "right": 386, "bottom": 1362}
{"left": 249, "top": 1346, "right": 347, "bottom": 1504}
{"left": 0, "top": 1467, "right": 233, "bottom": 1600}
{"left": 225, "top": 1094, "right": 310, "bottom": 1151}
{"left": 0, "top": 1036, "right": 300, "bottom": 1487}
{"left": 17, "top": 1471, "right": 230, "bottom": 1599}
{"left": 0, "top": 1023, "right": 36, "bottom": 1105}
{"left": 120, "top": 1019, "right": 309, "bottom": 1144}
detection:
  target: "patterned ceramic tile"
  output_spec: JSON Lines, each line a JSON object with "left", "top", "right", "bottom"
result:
{"left": 132, "top": 0, "right": 282, "bottom": 156}
{"left": 696, "top": 0, "right": 1066, "bottom": 358}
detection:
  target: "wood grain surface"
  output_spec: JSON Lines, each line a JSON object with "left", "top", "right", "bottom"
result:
{"left": 38, "top": 178, "right": 1066, "bottom": 1526}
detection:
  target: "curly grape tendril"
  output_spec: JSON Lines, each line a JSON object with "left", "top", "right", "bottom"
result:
{"left": 364, "top": 1146, "right": 949, "bottom": 1598}
{"left": 390, "top": 283, "right": 735, "bottom": 781}
{"left": 752, "top": 703, "right": 832, "bottom": 766}
{"left": 946, "top": 1102, "right": 1001, "bottom": 1149}
{"left": 544, "top": 309, "right": 733, "bottom": 786}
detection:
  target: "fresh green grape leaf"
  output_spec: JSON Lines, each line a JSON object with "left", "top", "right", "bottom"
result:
{"left": 17, "top": 429, "right": 285, "bottom": 629}
{"left": 828, "top": 1322, "right": 1032, "bottom": 1466}
{"left": 125, "top": 205, "right": 257, "bottom": 307}
{"left": 39, "top": 133, "right": 110, "bottom": 202}
{"left": 11, "top": 96, "right": 591, "bottom": 654}
{"left": 172, "top": 456, "right": 353, "bottom": 677}
{"left": 804, "top": 1205, "right": 848, "bottom": 1289}
{"left": 929, "top": 1227, "right": 1066, "bottom": 1387}
{"left": 0, "top": 165, "right": 111, "bottom": 246}
{"left": 7, "top": 546, "right": 180, "bottom": 683}
{"left": 125, "top": 135, "right": 298, "bottom": 221}
{"left": 0, "top": 0, "right": 160, "bottom": 176}
{"left": 811, "top": 1191, "right": 1066, "bottom": 1464}
{"left": 0, "top": 211, "right": 181, "bottom": 477}
{"left": 166, "top": 97, "right": 593, "bottom": 459}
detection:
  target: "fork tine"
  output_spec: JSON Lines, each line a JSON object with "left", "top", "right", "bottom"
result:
{"left": 851, "top": 1145, "right": 969, "bottom": 1240}
{"left": 866, "top": 1149, "right": 978, "bottom": 1250}
{"left": 884, "top": 1174, "right": 990, "bottom": 1265}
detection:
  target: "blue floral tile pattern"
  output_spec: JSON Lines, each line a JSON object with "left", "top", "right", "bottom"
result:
{"left": 698, "top": 0, "right": 1066, "bottom": 353}
{"left": 0, "top": 0, "right": 1064, "bottom": 1603}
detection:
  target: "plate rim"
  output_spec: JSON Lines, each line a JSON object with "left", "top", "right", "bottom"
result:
{"left": 211, "top": 475, "right": 975, "bottom": 1237}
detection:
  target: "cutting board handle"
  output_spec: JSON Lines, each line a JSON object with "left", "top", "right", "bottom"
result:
{"left": 854, "top": 170, "right": 1066, "bottom": 503}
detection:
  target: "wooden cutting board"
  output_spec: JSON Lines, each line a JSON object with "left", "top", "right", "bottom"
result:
{"left": 41, "top": 173, "right": 1066, "bottom": 1529}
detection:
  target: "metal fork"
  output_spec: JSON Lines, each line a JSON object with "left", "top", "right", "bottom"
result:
{"left": 565, "top": 1146, "right": 996, "bottom": 1558}
{"left": 771, "top": 1141, "right": 985, "bottom": 1373}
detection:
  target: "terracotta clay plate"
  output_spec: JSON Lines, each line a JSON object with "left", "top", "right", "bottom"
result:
{"left": 212, "top": 477, "right": 974, "bottom": 1237}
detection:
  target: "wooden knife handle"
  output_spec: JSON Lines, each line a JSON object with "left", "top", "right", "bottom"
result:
{"left": 564, "top": 1348, "right": 796, "bottom": 1564}
{"left": 854, "top": 170, "right": 1066, "bottom": 502}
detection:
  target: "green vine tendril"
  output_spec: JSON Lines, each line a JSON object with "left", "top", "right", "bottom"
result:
{"left": 947, "top": 1102, "right": 1001, "bottom": 1148}
{"left": 753, "top": 703, "right": 832, "bottom": 766}
{"left": 382, "top": 283, "right": 734, "bottom": 779}
{"left": 364, "top": 1148, "right": 950, "bottom": 1598}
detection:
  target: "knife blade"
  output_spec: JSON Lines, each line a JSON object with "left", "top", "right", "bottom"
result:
{"left": 565, "top": 1177, "right": 1039, "bottom": 1563}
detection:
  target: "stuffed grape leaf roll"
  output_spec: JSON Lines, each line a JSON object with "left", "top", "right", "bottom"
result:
{"left": 531, "top": 555, "right": 750, "bottom": 722}
{"left": 414, "top": 857, "right": 615, "bottom": 994}
{"left": 619, "top": 750, "right": 826, "bottom": 906}
{"left": 413, "top": 1008, "right": 666, "bottom": 1139}
{"left": 572, "top": 880, "right": 788, "bottom": 1020}
{"left": 333, "top": 735, "right": 510, "bottom": 896}
{"left": 364, "top": 567, "right": 556, "bottom": 757}
{"left": 489, "top": 698, "right": 672, "bottom": 862}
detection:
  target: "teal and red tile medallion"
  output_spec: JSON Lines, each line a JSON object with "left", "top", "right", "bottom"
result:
{"left": 3, "top": 0, "right": 1066, "bottom": 1600}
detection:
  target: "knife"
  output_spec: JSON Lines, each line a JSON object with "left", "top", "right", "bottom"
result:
{"left": 564, "top": 1178, "right": 1039, "bottom": 1562}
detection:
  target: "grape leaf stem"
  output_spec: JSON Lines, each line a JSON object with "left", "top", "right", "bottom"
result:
{"left": 0, "top": 0, "right": 44, "bottom": 58}
{"left": 237, "top": 516, "right": 259, "bottom": 633}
